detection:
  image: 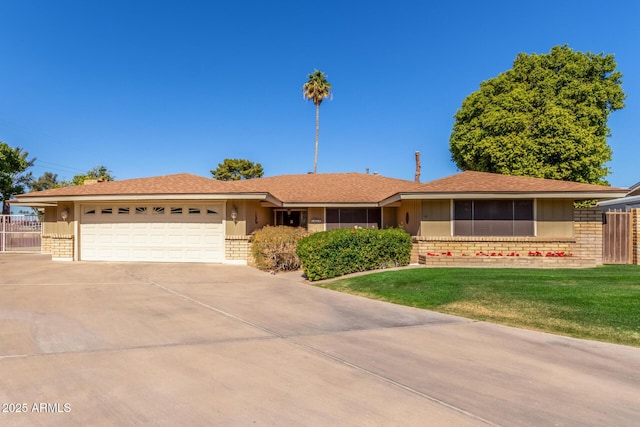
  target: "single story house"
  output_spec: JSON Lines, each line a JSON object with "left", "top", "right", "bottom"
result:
{"left": 13, "top": 170, "right": 628, "bottom": 267}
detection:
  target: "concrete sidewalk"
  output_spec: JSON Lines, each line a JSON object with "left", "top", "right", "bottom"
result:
{"left": 1, "top": 254, "right": 638, "bottom": 426}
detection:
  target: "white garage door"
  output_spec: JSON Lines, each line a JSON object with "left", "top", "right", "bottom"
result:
{"left": 80, "top": 203, "right": 224, "bottom": 262}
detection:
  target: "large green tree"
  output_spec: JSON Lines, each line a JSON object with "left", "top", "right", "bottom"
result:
{"left": 449, "top": 45, "right": 626, "bottom": 184}
{"left": 211, "top": 158, "right": 264, "bottom": 181}
{"left": 0, "top": 142, "right": 34, "bottom": 214}
{"left": 303, "top": 70, "right": 332, "bottom": 174}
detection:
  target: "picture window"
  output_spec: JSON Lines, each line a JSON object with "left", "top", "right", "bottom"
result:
{"left": 454, "top": 200, "right": 534, "bottom": 236}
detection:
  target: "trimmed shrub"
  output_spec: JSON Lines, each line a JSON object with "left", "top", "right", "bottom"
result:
{"left": 251, "top": 226, "right": 308, "bottom": 272}
{"left": 296, "top": 228, "right": 412, "bottom": 281}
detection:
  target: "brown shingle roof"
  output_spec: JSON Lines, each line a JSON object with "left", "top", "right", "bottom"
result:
{"left": 18, "top": 173, "right": 230, "bottom": 197}
{"left": 415, "top": 171, "right": 627, "bottom": 194}
{"left": 18, "top": 172, "right": 422, "bottom": 204}
{"left": 17, "top": 170, "right": 627, "bottom": 204}
{"left": 225, "top": 173, "right": 424, "bottom": 203}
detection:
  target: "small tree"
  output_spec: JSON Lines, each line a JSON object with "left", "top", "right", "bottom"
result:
{"left": 450, "top": 45, "right": 625, "bottom": 185}
{"left": 211, "top": 158, "right": 264, "bottom": 181}
{"left": 0, "top": 142, "right": 34, "bottom": 214}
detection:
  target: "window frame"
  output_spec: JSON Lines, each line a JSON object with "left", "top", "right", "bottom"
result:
{"left": 325, "top": 208, "right": 382, "bottom": 230}
{"left": 453, "top": 199, "right": 534, "bottom": 237}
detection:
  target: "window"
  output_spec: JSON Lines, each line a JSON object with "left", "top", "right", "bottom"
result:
{"left": 275, "top": 210, "right": 307, "bottom": 228}
{"left": 84, "top": 208, "right": 95, "bottom": 215}
{"left": 118, "top": 207, "right": 130, "bottom": 215}
{"left": 326, "top": 208, "right": 381, "bottom": 230}
{"left": 135, "top": 207, "right": 147, "bottom": 214}
{"left": 153, "top": 207, "right": 165, "bottom": 214}
{"left": 454, "top": 200, "right": 534, "bottom": 236}
{"left": 101, "top": 208, "right": 113, "bottom": 215}
{"left": 189, "top": 207, "right": 201, "bottom": 215}
{"left": 206, "top": 209, "right": 218, "bottom": 215}
{"left": 171, "top": 207, "right": 183, "bottom": 215}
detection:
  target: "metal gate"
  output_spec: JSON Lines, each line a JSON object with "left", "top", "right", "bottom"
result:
{"left": 602, "top": 211, "right": 632, "bottom": 264}
{"left": 0, "top": 215, "right": 43, "bottom": 253}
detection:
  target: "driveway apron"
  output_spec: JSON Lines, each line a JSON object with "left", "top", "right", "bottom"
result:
{"left": 0, "top": 254, "right": 638, "bottom": 426}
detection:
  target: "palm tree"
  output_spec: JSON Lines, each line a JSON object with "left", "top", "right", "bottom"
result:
{"left": 303, "top": 70, "right": 332, "bottom": 173}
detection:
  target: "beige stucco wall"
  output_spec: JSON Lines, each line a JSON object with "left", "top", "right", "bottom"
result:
{"left": 43, "top": 204, "right": 74, "bottom": 235}
{"left": 415, "top": 198, "right": 575, "bottom": 238}
{"left": 307, "top": 207, "right": 324, "bottom": 233}
{"left": 420, "top": 199, "right": 451, "bottom": 237}
{"left": 536, "top": 199, "right": 574, "bottom": 238}
{"left": 225, "top": 201, "right": 247, "bottom": 235}
{"left": 244, "top": 200, "right": 272, "bottom": 235}
{"left": 397, "top": 200, "right": 421, "bottom": 236}
{"left": 382, "top": 207, "right": 397, "bottom": 229}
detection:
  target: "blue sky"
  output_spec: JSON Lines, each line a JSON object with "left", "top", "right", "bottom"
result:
{"left": 1, "top": 0, "right": 638, "bottom": 187}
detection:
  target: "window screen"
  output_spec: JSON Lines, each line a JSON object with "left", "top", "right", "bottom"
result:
{"left": 454, "top": 200, "right": 534, "bottom": 236}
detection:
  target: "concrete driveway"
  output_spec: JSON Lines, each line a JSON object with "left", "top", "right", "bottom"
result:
{"left": 0, "top": 254, "right": 638, "bottom": 426}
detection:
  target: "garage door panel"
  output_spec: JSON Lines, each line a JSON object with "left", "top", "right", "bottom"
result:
{"left": 115, "top": 234, "right": 130, "bottom": 244}
{"left": 98, "top": 234, "right": 114, "bottom": 244}
{"left": 81, "top": 203, "right": 224, "bottom": 262}
{"left": 185, "top": 235, "right": 202, "bottom": 245}
{"left": 132, "top": 248, "right": 151, "bottom": 259}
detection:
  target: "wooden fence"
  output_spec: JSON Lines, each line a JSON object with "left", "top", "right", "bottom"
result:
{"left": 602, "top": 211, "right": 632, "bottom": 264}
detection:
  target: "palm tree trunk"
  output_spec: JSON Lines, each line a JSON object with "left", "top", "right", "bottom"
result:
{"left": 314, "top": 103, "right": 320, "bottom": 174}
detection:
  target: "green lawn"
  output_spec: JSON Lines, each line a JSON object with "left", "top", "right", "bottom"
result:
{"left": 315, "top": 266, "right": 640, "bottom": 347}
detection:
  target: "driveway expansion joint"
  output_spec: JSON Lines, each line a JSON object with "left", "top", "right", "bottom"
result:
{"left": 285, "top": 336, "right": 500, "bottom": 427}
{"left": 117, "top": 266, "right": 498, "bottom": 426}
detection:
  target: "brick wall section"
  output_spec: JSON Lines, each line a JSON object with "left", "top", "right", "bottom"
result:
{"left": 412, "top": 236, "right": 574, "bottom": 259}
{"left": 573, "top": 208, "right": 602, "bottom": 266}
{"left": 413, "top": 237, "right": 576, "bottom": 266}
{"left": 417, "top": 254, "right": 593, "bottom": 268}
{"left": 43, "top": 234, "right": 74, "bottom": 260}
{"left": 41, "top": 235, "right": 52, "bottom": 254}
{"left": 225, "top": 235, "right": 254, "bottom": 265}
{"left": 633, "top": 208, "right": 639, "bottom": 265}
{"left": 414, "top": 207, "right": 603, "bottom": 268}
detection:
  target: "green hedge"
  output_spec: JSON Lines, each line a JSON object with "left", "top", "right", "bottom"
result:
{"left": 251, "top": 226, "right": 309, "bottom": 272}
{"left": 296, "top": 228, "right": 412, "bottom": 281}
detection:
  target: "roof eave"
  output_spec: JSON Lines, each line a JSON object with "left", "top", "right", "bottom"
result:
{"left": 14, "top": 193, "right": 273, "bottom": 203}
{"left": 598, "top": 194, "right": 640, "bottom": 207}
{"left": 398, "top": 191, "right": 628, "bottom": 200}
{"left": 8, "top": 199, "right": 57, "bottom": 207}
{"left": 280, "top": 202, "right": 381, "bottom": 208}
